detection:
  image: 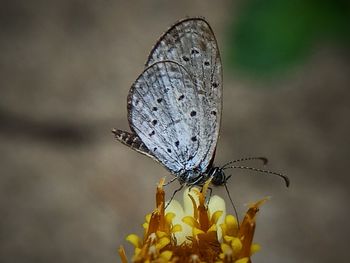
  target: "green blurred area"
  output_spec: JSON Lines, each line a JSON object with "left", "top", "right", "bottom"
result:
{"left": 226, "top": 0, "right": 350, "bottom": 76}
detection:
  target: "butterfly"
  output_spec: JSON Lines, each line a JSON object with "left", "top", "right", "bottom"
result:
{"left": 113, "top": 17, "right": 289, "bottom": 189}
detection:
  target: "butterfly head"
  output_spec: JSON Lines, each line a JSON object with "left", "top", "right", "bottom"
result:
{"left": 209, "top": 166, "right": 229, "bottom": 186}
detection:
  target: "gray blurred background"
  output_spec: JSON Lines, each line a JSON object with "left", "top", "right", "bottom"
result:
{"left": 1, "top": 0, "right": 349, "bottom": 262}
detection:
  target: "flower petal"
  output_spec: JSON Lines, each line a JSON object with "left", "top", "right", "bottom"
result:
{"left": 156, "top": 236, "right": 170, "bottom": 250}
{"left": 221, "top": 243, "right": 233, "bottom": 254}
{"left": 182, "top": 216, "right": 200, "bottom": 229}
{"left": 165, "top": 212, "right": 176, "bottom": 223}
{"left": 211, "top": 210, "right": 223, "bottom": 224}
{"left": 250, "top": 243, "right": 261, "bottom": 255}
{"left": 235, "top": 257, "right": 249, "bottom": 263}
{"left": 193, "top": 227, "right": 205, "bottom": 236}
{"left": 224, "top": 215, "right": 238, "bottom": 236}
{"left": 183, "top": 188, "right": 199, "bottom": 216}
{"left": 171, "top": 224, "right": 182, "bottom": 233}
{"left": 165, "top": 199, "right": 184, "bottom": 216}
{"left": 126, "top": 234, "right": 140, "bottom": 248}
{"left": 208, "top": 195, "right": 226, "bottom": 215}
{"left": 156, "top": 231, "right": 167, "bottom": 238}
{"left": 231, "top": 237, "right": 243, "bottom": 254}
{"left": 118, "top": 246, "right": 128, "bottom": 263}
{"left": 160, "top": 250, "right": 173, "bottom": 261}
{"left": 142, "top": 222, "right": 148, "bottom": 230}
{"left": 207, "top": 224, "right": 217, "bottom": 232}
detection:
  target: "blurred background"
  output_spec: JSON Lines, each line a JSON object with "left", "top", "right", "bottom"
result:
{"left": 1, "top": 0, "right": 349, "bottom": 262}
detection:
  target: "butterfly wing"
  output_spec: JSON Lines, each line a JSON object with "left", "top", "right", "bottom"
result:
{"left": 115, "top": 18, "right": 223, "bottom": 176}
{"left": 145, "top": 17, "right": 223, "bottom": 172}
{"left": 112, "top": 129, "right": 155, "bottom": 160}
{"left": 126, "top": 61, "right": 206, "bottom": 174}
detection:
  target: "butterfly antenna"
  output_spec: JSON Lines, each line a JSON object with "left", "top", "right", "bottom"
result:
{"left": 223, "top": 165, "right": 290, "bottom": 187}
{"left": 222, "top": 157, "right": 268, "bottom": 169}
{"left": 224, "top": 180, "right": 240, "bottom": 229}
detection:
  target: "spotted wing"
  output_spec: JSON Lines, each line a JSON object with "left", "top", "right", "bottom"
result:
{"left": 144, "top": 17, "right": 223, "bottom": 172}
{"left": 127, "top": 61, "right": 218, "bottom": 175}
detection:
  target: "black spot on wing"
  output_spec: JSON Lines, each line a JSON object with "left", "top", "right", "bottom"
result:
{"left": 182, "top": 55, "right": 190, "bottom": 62}
{"left": 191, "top": 48, "right": 200, "bottom": 55}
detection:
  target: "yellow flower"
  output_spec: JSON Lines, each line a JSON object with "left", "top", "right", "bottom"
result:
{"left": 166, "top": 185, "right": 226, "bottom": 244}
{"left": 119, "top": 178, "right": 266, "bottom": 263}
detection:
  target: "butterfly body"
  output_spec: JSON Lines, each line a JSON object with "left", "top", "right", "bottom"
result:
{"left": 114, "top": 17, "right": 225, "bottom": 187}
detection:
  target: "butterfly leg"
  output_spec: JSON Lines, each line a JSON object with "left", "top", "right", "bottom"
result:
{"left": 188, "top": 175, "right": 205, "bottom": 186}
{"left": 188, "top": 175, "right": 203, "bottom": 192}
{"left": 165, "top": 184, "right": 184, "bottom": 209}
{"left": 163, "top": 176, "right": 178, "bottom": 187}
{"left": 204, "top": 186, "right": 213, "bottom": 206}
{"left": 223, "top": 176, "right": 240, "bottom": 229}
{"left": 225, "top": 174, "right": 232, "bottom": 182}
